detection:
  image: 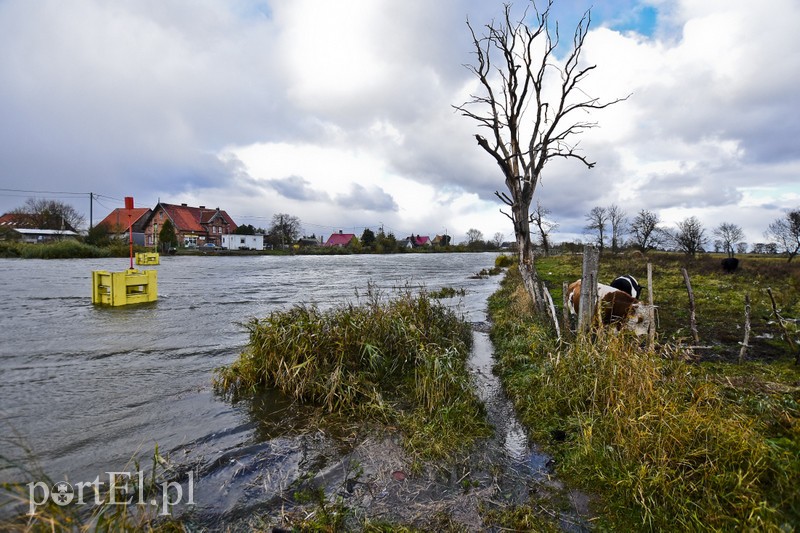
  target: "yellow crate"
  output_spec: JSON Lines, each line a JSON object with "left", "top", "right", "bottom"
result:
{"left": 135, "top": 252, "right": 160, "bottom": 265}
{"left": 92, "top": 269, "right": 158, "bottom": 306}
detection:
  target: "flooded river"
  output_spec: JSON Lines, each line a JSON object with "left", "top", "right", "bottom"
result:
{"left": 1, "top": 252, "right": 583, "bottom": 529}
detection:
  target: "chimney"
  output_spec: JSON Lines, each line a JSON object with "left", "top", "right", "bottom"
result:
{"left": 199, "top": 205, "right": 205, "bottom": 209}
{"left": 339, "top": 230, "right": 343, "bottom": 234}
{"left": 181, "top": 203, "right": 188, "bottom": 207}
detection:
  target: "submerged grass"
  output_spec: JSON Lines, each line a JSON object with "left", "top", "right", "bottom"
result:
{"left": 0, "top": 442, "right": 186, "bottom": 533}
{"left": 215, "top": 286, "right": 491, "bottom": 460}
{"left": 490, "top": 265, "right": 800, "bottom": 531}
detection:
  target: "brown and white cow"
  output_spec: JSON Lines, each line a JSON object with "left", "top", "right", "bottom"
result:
{"left": 567, "top": 279, "right": 651, "bottom": 335}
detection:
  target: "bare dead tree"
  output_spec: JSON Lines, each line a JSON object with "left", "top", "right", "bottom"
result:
{"left": 672, "top": 216, "right": 707, "bottom": 258}
{"left": 713, "top": 222, "right": 744, "bottom": 258}
{"left": 608, "top": 204, "right": 627, "bottom": 254}
{"left": 765, "top": 210, "right": 800, "bottom": 263}
{"left": 629, "top": 209, "right": 667, "bottom": 252}
{"left": 454, "top": 0, "right": 627, "bottom": 310}
{"left": 584, "top": 206, "right": 608, "bottom": 254}
{"left": 531, "top": 200, "right": 558, "bottom": 256}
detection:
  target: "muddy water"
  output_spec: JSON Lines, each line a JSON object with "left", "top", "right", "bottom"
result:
{"left": 0, "top": 253, "right": 586, "bottom": 529}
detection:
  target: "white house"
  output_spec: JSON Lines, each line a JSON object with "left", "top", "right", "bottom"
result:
{"left": 221, "top": 234, "right": 265, "bottom": 250}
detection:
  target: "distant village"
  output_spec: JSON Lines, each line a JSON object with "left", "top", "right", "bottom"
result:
{"left": 0, "top": 200, "right": 474, "bottom": 252}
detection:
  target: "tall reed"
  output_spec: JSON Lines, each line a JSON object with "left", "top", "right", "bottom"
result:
{"left": 215, "top": 288, "right": 490, "bottom": 459}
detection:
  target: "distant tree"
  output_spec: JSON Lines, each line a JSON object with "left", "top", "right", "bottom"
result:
{"left": 531, "top": 201, "right": 558, "bottom": 256}
{"left": 0, "top": 225, "right": 20, "bottom": 241}
{"left": 672, "top": 216, "right": 707, "bottom": 258}
{"left": 85, "top": 223, "right": 110, "bottom": 246}
{"left": 608, "top": 204, "right": 627, "bottom": 254}
{"left": 11, "top": 198, "right": 85, "bottom": 231}
{"left": 584, "top": 206, "right": 608, "bottom": 253}
{"left": 765, "top": 209, "right": 800, "bottom": 262}
{"left": 736, "top": 242, "right": 748, "bottom": 255}
{"left": 375, "top": 231, "right": 398, "bottom": 253}
{"left": 159, "top": 219, "right": 178, "bottom": 252}
{"left": 628, "top": 209, "right": 666, "bottom": 252}
{"left": 712, "top": 222, "right": 744, "bottom": 258}
{"left": 235, "top": 224, "right": 257, "bottom": 235}
{"left": 268, "top": 213, "right": 301, "bottom": 248}
{"left": 361, "top": 228, "right": 376, "bottom": 247}
{"left": 466, "top": 228, "right": 484, "bottom": 245}
{"left": 491, "top": 232, "right": 505, "bottom": 248}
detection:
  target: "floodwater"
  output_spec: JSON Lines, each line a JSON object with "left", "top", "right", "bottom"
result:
{"left": 0, "top": 252, "right": 575, "bottom": 528}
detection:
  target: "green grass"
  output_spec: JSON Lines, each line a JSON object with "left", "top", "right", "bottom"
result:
{"left": 215, "top": 286, "right": 491, "bottom": 460}
{"left": 489, "top": 262, "right": 800, "bottom": 531}
{"left": 537, "top": 252, "right": 800, "bottom": 359}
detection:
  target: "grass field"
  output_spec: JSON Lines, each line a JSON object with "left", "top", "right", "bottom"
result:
{"left": 489, "top": 253, "right": 800, "bottom": 531}
{"left": 535, "top": 251, "right": 800, "bottom": 361}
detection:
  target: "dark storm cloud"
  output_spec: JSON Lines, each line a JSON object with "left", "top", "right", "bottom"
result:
{"left": 267, "top": 175, "right": 331, "bottom": 202}
{"left": 335, "top": 184, "right": 398, "bottom": 212}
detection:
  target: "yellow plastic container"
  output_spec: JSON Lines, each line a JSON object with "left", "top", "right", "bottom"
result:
{"left": 135, "top": 252, "right": 160, "bottom": 265}
{"left": 92, "top": 269, "right": 158, "bottom": 306}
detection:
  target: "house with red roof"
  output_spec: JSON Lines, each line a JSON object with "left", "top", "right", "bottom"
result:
{"left": 325, "top": 231, "right": 356, "bottom": 247}
{"left": 141, "top": 202, "right": 237, "bottom": 248}
{"left": 403, "top": 235, "right": 432, "bottom": 248}
{"left": 96, "top": 207, "right": 152, "bottom": 245}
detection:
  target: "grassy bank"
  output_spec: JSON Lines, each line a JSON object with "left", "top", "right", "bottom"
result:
{"left": 215, "top": 287, "right": 491, "bottom": 461}
{"left": 0, "top": 240, "right": 122, "bottom": 259}
{"left": 489, "top": 263, "right": 799, "bottom": 530}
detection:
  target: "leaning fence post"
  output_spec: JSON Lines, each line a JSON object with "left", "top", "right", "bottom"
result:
{"left": 647, "top": 262, "right": 655, "bottom": 350}
{"left": 739, "top": 292, "right": 751, "bottom": 363}
{"left": 562, "top": 281, "right": 571, "bottom": 337}
{"left": 578, "top": 245, "right": 599, "bottom": 335}
{"left": 682, "top": 267, "right": 700, "bottom": 344}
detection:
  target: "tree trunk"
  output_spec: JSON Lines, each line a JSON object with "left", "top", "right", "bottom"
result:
{"left": 514, "top": 207, "right": 546, "bottom": 314}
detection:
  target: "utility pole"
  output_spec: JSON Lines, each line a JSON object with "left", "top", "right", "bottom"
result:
{"left": 89, "top": 192, "right": 93, "bottom": 230}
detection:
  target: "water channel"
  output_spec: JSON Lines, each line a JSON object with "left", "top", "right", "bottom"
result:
{"left": 1, "top": 253, "right": 584, "bottom": 529}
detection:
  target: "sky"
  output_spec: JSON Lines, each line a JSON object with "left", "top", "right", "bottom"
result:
{"left": 1, "top": 0, "right": 798, "bottom": 246}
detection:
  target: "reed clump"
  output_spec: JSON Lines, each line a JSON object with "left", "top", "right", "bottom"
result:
{"left": 490, "top": 265, "right": 799, "bottom": 530}
{"left": 215, "top": 288, "right": 490, "bottom": 459}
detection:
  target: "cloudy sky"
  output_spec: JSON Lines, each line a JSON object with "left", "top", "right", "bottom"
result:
{"left": 1, "top": 0, "right": 798, "bottom": 246}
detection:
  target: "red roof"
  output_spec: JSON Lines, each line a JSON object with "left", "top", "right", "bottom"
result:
{"left": 0, "top": 213, "right": 31, "bottom": 227}
{"left": 157, "top": 203, "right": 237, "bottom": 233}
{"left": 415, "top": 236, "right": 430, "bottom": 246}
{"left": 97, "top": 208, "right": 151, "bottom": 231}
{"left": 325, "top": 233, "right": 356, "bottom": 246}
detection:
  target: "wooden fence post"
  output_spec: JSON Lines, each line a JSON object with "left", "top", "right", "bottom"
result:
{"left": 682, "top": 267, "right": 700, "bottom": 344}
{"left": 578, "top": 245, "right": 599, "bottom": 335}
{"left": 647, "top": 262, "right": 655, "bottom": 350}
{"left": 739, "top": 292, "right": 751, "bottom": 363}
{"left": 562, "top": 281, "right": 571, "bottom": 337}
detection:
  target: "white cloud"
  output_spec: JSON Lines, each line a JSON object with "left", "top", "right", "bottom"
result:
{"left": 0, "top": 0, "right": 798, "bottom": 247}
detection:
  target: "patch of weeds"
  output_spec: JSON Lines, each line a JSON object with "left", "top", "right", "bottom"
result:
{"left": 215, "top": 286, "right": 489, "bottom": 461}
{"left": 430, "top": 286, "right": 466, "bottom": 299}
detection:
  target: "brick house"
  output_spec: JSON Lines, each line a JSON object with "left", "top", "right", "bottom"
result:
{"left": 142, "top": 202, "right": 237, "bottom": 248}
{"left": 96, "top": 207, "right": 152, "bottom": 246}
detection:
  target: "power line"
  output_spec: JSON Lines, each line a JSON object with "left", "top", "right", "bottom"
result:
{"left": 0, "top": 187, "right": 91, "bottom": 196}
